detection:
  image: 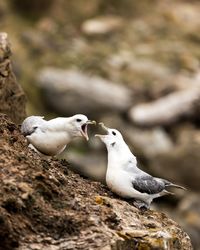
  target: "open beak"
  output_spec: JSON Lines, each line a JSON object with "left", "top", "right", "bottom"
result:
{"left": 86, "top": 120, "right": 96, "bottom": 125}
{"left": 95, "top": 122, "right": 109, "bottom": 138}
{"left": 81, "top": 120, "right": 96, "bottom": 141}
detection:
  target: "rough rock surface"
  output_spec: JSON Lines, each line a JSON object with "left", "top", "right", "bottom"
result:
{"left": 150, "top": 126, "right": 200, "bottom": 191}
{"left": 129, "top": 87, "right": 200, "bottom": 126}
{"left": 0, "top": 32, "right": 26, "bottom": 124}
{"left": 177, "top": 193, "right": 200, "bottom": 248}
{"left": 81, "top": 16, "right": 124, "bottom": 35}
{"left": 37, "top": 68, "right": 132, "bottom": 116}
{"left": 0, "top": 114, "right": 193, "bottom": 250}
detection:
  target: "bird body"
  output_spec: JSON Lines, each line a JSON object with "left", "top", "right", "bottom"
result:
{"left": 105, "top": 136, "right": 162, "bottom": 204}
{"left": 27, "top": 126, "right": 69, "bottom": 156}
{"left": 21, "top": 115, "right": 95, "bottom": 156}
{"left": 96, "top": 123, "right": 185, "bottom": 209}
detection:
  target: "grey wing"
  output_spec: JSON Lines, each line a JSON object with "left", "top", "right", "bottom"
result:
{"left": 21, "top": 116, "right": 46, "bottom": 136}
{"left": 132, "top": 175, "right": 165, "bottom": 194}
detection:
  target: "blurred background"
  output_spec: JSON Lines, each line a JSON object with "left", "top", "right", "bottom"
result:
{"left": 0, "top": 0, "right": 200, "bottom": 248}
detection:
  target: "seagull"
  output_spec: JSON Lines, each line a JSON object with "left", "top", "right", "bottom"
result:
{"left": 21, "top": 114, "right": 96, "bottom": 156}
{"left": 95, "top": 123, "right": 186, "bottom": 209}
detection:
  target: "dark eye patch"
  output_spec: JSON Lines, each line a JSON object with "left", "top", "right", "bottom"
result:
{"left": 112, "top": 131, "right": 116, "bottom": 136}
{"left": 76, "top": 119, "right": 82, "bottom": 122}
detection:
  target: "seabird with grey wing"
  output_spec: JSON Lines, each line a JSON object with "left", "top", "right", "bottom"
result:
{"left": 95, "top": 123, "right": 185, "bottom": 209}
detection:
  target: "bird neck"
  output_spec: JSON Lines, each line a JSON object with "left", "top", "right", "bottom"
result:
{"left": 106, "top": 140, "right": 133, "bottom": 166}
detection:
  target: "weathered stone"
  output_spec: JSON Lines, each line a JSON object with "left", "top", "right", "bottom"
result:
{"left": 163, "top": 3, "right": 200, "bottom": 32}
{"left": 37, "top": 68, "right": 132, "bottom": 116}
{"left": 108, "top": 53, "right": 170, "bottom": 79}
{"left": 82, "top": 16, "right": 124, "bottom": 35}
{"left": 129, "top": 87, "right": 200, "bottom": 126}
{"left": 122, "top": 126, "right": 173, "bottom": 158}
{"left": 163, "top": 192, "right": 200, "bottom": 250}
{"left": 0, "top": 32, "right": 26, "bottom": 124}
{"left": 172, "top": 72, "right": 200, "bottom": 90}
{"left": 150, "top": 126, "right": 200, "bottom": 191}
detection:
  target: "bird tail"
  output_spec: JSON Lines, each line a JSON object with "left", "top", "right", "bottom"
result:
{"left": 159, "top": 178, "right": 187, "bottom": 191}
{"left": 166, "top": 183, "right": 186, "bottom": 191}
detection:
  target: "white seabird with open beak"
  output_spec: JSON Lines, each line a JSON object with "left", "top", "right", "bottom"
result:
{"left": 95, "top": 123, "right": 185, "bottom": 209}
{"left": 21, "top": 114, "right": 96, "bottom": 156}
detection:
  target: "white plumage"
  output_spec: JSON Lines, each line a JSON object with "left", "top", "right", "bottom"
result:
{"left": 21, "top": 114, "right": 95, "bottom": 156}
{"left": 96, "top": 123, "right": 185, "bottom": 209}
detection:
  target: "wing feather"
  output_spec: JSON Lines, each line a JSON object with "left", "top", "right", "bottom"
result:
{"left": 132, "top": 175, "right": 165, "bottom": 194}
{"left": 21, "top": 116, "right": 46, "bottom": 136}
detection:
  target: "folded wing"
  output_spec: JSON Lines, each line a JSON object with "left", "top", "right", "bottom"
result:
{"left": 21, "top": 116, "right": 46, "bottom": 136}
{"left": 132, "top": 175, "right": 165, "bottom": 194}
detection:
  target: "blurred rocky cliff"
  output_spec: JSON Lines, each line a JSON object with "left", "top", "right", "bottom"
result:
{"left": 1, "top": 0, "right": 200, "bottom": 249}
{"left": 0, "top": 32, "right": 193, "bottom": 250}
{"left": 0, "top": 114, "right": 192, "bottom": 250}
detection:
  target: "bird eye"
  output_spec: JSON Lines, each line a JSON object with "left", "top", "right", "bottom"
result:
{"left": 112, "top": 131, "right": 116, "bottom": 136}
{"left": 76, "top": 119, "right": 82, "bottom": 122}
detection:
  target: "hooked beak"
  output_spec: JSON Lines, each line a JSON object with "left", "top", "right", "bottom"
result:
{"left": 81, "top": 120, "right": 96, "bottom": 141}
{"left": 95, "top": 122, "right": 109, "bottom": 138}
{"left": 86, "top": 120, "right": 96, "bottom": 125}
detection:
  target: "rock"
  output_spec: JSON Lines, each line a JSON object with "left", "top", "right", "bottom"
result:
{"left": 37, "top": 68, "right": 132, "bottom": 116}
{"left": 0, "top": 32, "right": 26, "bottom": 124}
{"left": 177, "top": 193, "right": 200, "bottom": 249}
{"left": 162, "top": 192, "right": 200, "bottom": 250}
{"left": 122, "top": 126, "right": 174, "bottom": 158}
{"left": 129, "top": 87, "right": 200, "bottom": 126}
{"left": 172, "top": 72, "right": 200, "bottom": 90}
{"left": 163, "top": 3, "right": 200, "bottom": 32}
{"left": 108, "top": 54, "right": 170, "bottom": 79}
{"left": 178, "top": 53, "right": 199, "bottom": 72}
{"left": 0, "top": 114, "right": 192, "bottom": 250}
{"left": 150, "top": 126, "right": 200, "bottom": 191}
{"left": 107, "top": 51, "right": 179, "bottom": 99}
{"left": 81, "top": 16, "right": 124, "bottom": 36}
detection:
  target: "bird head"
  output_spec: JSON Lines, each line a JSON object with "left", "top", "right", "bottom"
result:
{"left": 69, "top": 114, "right": 96, "bottom": 141}
{"left": 95, "top": 122, "right": 123, "bottom": 148}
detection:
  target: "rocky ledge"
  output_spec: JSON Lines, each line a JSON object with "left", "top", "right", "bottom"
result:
{"left": 0, "top": 114, "right": 193, "bottom": 250}
{"left": 0, "top": 32, "right": 193, "bottom": 250}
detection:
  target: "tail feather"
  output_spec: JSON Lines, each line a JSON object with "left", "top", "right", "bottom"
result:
{"left": 166, "top": 183, "right": 186, "bottom": 190}
{"left": 160, "top": 178, "right": 187, "bottom": 191}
